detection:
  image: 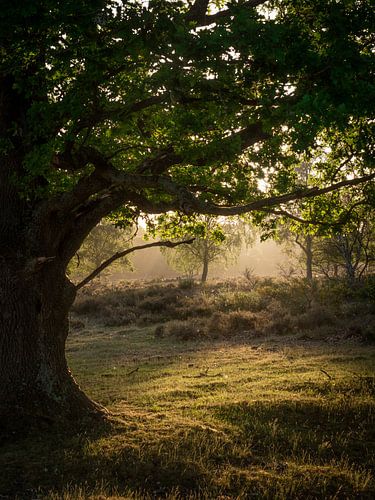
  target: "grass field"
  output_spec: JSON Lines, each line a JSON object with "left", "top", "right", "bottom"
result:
{"left": 1, "top": 279, "right": 374, "bottom": 499}
{"left": 0, "top": 280, "right": 375, "bottom": 500}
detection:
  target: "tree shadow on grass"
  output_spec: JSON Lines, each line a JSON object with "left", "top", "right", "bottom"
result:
{"left": 1, "top": 389, "right": 374, "bottom": 499}
{"left": 213, "top": 397, "right": 375, "bottom": 466}
{"left": 211, "top": 396, "right": 375, "bottom": 498}
{"left": 0, "top": 416, "right": 212, "bottom": 499}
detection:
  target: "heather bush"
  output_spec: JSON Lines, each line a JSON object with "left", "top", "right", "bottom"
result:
{"left": 138, "top": 296, "right": 168, "bottom": 314}
{"left": 293, "top": 305, "right": 336, "bottom": 331}
{"left": 227, "top": 310, "right": 257, "bottom": 332}
{"left": 72, "top": 276, "right": 375, "bottom": 342}
{"left": 165, "top": 320, "right": 205, "bottom": 341}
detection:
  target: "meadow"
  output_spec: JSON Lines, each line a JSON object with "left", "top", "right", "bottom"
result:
{"left": 1, "top": 277, "right": 374, "bottom": 499}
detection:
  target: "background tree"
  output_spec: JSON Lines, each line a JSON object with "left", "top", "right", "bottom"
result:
{"left": 162, "top": 216, "right": 247, "bottom": 282}
{"left": 0, "top": 0, "right": 374, "bottom": 426}
{"left": 275, "top": 226, "right": 315, "bottom": 281}
{"left": 313, "top": 206, "right": 375, "bottom": 284}
{"left": 68, "top": 222, "right": 134, "bottom": 281}
{"left": 271, "top": 184, "right": 375, "bottom": 284}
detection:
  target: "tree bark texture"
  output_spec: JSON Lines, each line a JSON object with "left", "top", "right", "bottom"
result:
{"left": 0, "top": 258, "right": 102, "bottom": 427}
{"left": 0, "top": 153, "right": 103, "bottom": 428}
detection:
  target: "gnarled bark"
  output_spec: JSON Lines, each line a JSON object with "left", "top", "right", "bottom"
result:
{"left": 0, "top": 147, "right": 104, "bottom": 430}
{"left": 0, "top": 257, "right": 104, "bottom": 430}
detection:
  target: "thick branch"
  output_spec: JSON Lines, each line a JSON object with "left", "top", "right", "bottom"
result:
{"left": 50, "top": 123, "right": 269, "bottom": 215}
{"left": 186, "top": 0, "right": 210, "bottom": 23}
{"left": 67, "top": 171, "right": 375, "bottom": 240}
{"left": 75, "top": 238, "right": 195, "bottom": 290}
{"left": 195, "top": 0, "right": 269, "bottom": 27}
{"left": 48, "top": 137, "right": 374, "bottom": 263}
{"left": 58, "top": 171, "right": 374, "bottom": 264}
{"left": 184, "top": 173, "right": 375, "bottom": 216}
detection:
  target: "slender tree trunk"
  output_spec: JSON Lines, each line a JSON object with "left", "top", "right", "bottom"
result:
{"left": 305, "top": 234, "right": 313, "bottom": 282}
{"left": 338, "top": 235, "right": 356, "bottom": 286}
{"left": 345, "top": 261, "right": 356, "bottom": 286}
{"left": 201, "top": 257, "right": 209, "bottom": 283}
{"left": 201, "top": 241, "right": 209, "bottom": 283}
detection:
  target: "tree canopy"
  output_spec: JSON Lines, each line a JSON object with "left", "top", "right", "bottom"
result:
{"left": 1, "top": 0, "right": 374, "bottom": 250}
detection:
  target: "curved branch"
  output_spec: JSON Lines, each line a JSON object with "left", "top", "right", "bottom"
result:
{"left": 75, "top": 238, "right": 195, "bottom": 290}
{"left": 153, "top": 172, "right": 375, "bottom": 216}
{"left": 48, "top": 123, "right": 269, "bottom": 216}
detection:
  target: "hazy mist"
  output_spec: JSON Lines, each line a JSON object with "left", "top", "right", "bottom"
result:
{"left": 112, "top": 238, "right": 290, "bottom": 281}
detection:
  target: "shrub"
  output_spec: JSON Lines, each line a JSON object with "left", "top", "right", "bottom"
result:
{"left": 138, "top": 296, "right": 167, "bottom": 314}
{"left": 206, "top": 312, "right": 231, "bottom": 338}
{"left": 227, "top": 311, "right": 256, "bottom": 332}
{"left": 216, "top": 291, "right": 266, "bottom": 313}
{"left": 345, "top": 314, "right": 375, "bottom": 342}
{"left": 72, "top": 296, "right": 105, "bottom": 316}
{"left": 136, "top": 314, "right": 155, "bottom": 326}
{"left": 102, "top": 308, "right": 137, "bottom": 327}
{"left": 293, "top": 305, "right": 336, "bottom": 331}
{"left": 242, "top": 267, "right": 259, "bottom": 290}
{"left": 165, "top": 320, "right": 205, "bottom": 341}
{"left": 338, "top": 301, "right": 374, "bottom": 319}
{"left": 354, "top": 275, "right": 375, "bottom": 301}
{"left": 206, "top": 311, "right": 256, "bottom": 338}
{"left": 177, "top": 278, "right": 196, "bottom": 290}
{"left": 267, "top": 315, "right": 294, "bottom": 335}
{"left": 71, "top": 277, "right": 374, "bottom": 343}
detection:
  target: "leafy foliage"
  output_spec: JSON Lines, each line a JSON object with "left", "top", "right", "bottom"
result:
{"left": 1, "top": 0, "right": 374, "bottom": 241}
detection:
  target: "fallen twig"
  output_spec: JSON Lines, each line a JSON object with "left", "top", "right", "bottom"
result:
{"left": 320, "top": 368, "right": 333, "bottom": 380}
{"left": 126, "top": 367, "right": 139, "bottom": 376}
{"left": 182, "top": 372, "right": 223, "bottom": 379}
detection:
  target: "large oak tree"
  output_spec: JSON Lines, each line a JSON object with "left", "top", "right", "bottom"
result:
{"left": 0, "top": 0, "right": 374, "bottom": 425}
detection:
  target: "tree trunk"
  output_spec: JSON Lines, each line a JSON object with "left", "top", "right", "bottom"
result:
{"left": 0, "top": 258, "right": 104, "bottom": 431}
{"left": 0, "top": 79, "right": 105, "bottom": 431}
{"left": 305, "top": 234, "right": 313, "bottom": 282}
{"left": 338, "top": 235, "right": 357, "bottom": 286}
{"left": 201, "top": 254, "right": 209, "bottom": 283}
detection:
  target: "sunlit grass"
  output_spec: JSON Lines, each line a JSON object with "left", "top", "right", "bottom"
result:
{"left": 2, "top": 278, "right": 371, "bottom": 498}
{"left": 1, "top": 322, "right": 373, "bottom": 499}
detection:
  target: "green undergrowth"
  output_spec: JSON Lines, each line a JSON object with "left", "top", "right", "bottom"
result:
{"left": 1, "top": 323, "right": 374, "bottom": 499}
{"left": 71, "top": 277, "right": 375, "bottom": 342}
